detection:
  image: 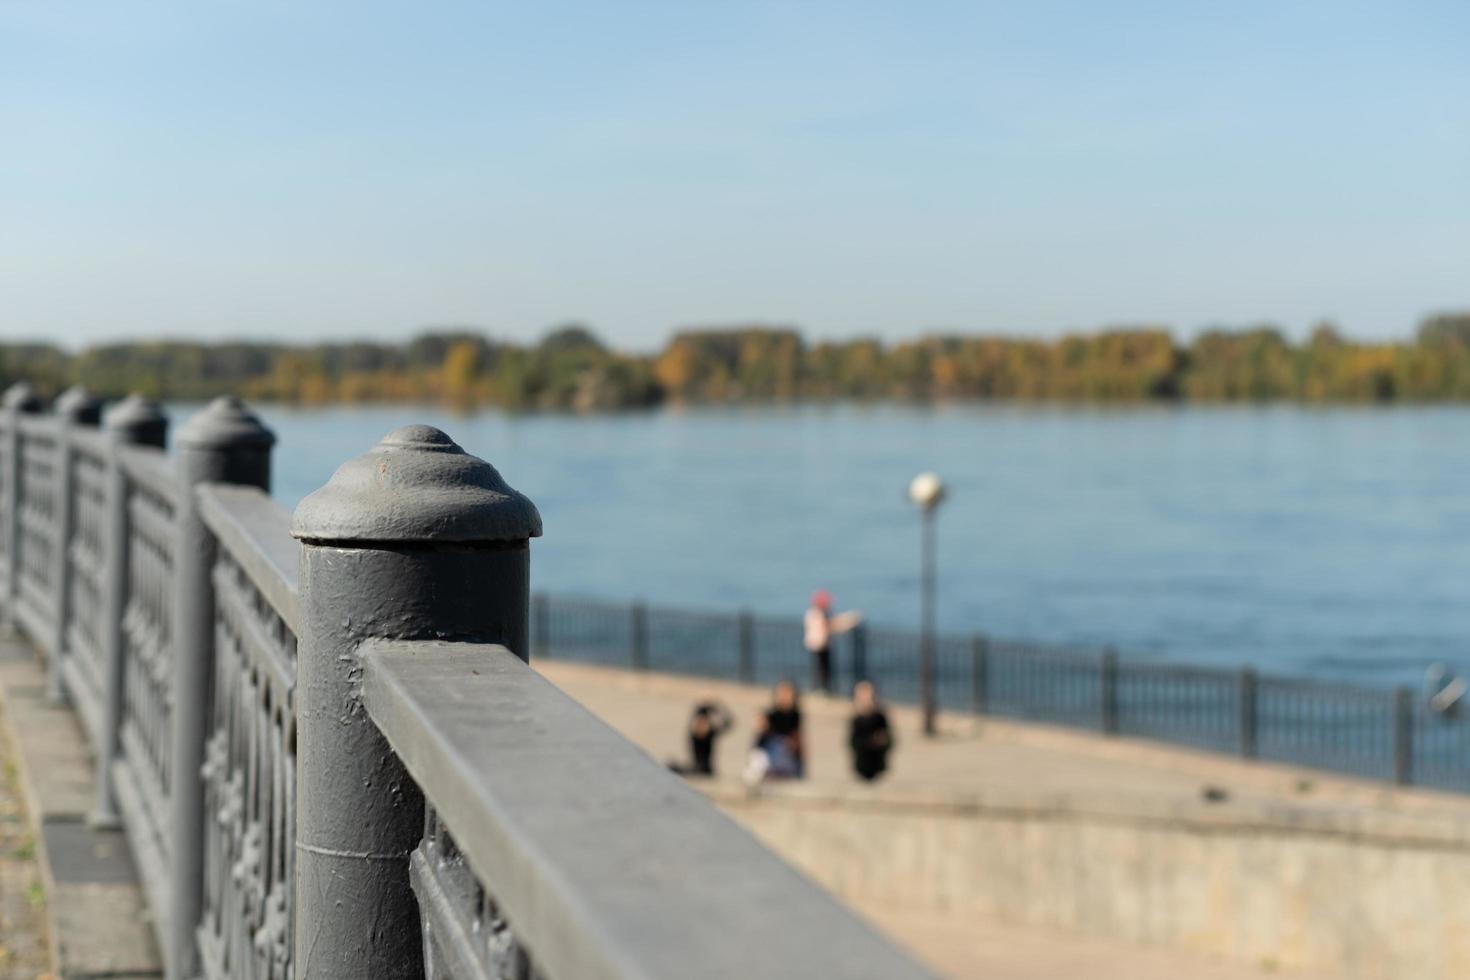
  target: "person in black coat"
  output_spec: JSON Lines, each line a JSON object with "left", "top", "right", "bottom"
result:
{"left": 848, "top": 680, "right": 893, "bottom": 782}
{"left": 744, "top": 680, "right": 806, "bottom": 784}
{"left": 669, "top": 697, "right": 733, "bottom": 777}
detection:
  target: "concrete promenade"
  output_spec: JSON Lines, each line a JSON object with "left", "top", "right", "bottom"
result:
{"left": 5, "top": 627, "right": 1466, "bottom": 979}
{"left": 536, "top": 659, "right": 1470, "bottom": 980}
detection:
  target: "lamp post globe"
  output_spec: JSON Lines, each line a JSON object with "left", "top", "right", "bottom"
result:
{"left": 909, "top": 472, "right": 945, "bottom": 736}
{"left": 908, "top": 471, "right": 946, "bottom": 511}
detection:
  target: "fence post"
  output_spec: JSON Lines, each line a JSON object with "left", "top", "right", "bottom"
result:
{"left": 92, "top": 395, "right": 168, "bottom": 827}
{"left": 45, "top": 387, "right": 102, "bottom": 705}
{"left": 531, "top": 592, "right": 550, "bottom": 659}
{"left": 290, "top": 425, "right": 541, "bottom": 979}
{"left": 631, "top": 600, "right": 648, "bottom": 671}
{"left": 1393, "top": 686, "right": 1414, "bottom": 786}
{"left": 971, "top": 635, "right": 989, "bottom": 715}
{"left": 1238, "top": 668, "right": 1258, "bottom": 759}
{"left": 168, "top": 397, "right": 274, "bottom": 980}
{"left": 738, "top": 610, "right": 755, "bottom": 683}
{"left": 1100, "top": 647, "right": 1120, "bottom": 734}
{"left": 2, "top": 382, "right": 43, "bottom": 635}
{"left": 849, "top": 621, "right": 869, "bottom": 688}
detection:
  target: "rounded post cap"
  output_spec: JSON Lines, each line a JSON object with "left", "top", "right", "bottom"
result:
{"left": 53, "top": 386, "right": 102, "bottom": 422}
{"left": 2, "top": 381, "right": 43, "bottom": 412}
{"left": 291, "top": 425, "right": 542, "bottom": 544}
{"left": 177, "top": 396, "right": 276, "bottom": 451}
{"left": 104, "top": 394, "right": 167, "bottom": 432}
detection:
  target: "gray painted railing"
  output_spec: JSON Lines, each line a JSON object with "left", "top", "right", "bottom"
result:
{"left": 0, "top": 384, "right": 931, "bottom": 980}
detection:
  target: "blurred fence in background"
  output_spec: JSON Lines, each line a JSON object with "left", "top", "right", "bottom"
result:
{"left": 531, "top": 593, "right": 1470, "bottom": 793}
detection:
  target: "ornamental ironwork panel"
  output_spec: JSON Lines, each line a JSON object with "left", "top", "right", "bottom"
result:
{"left": 15, "top": 426, "right": 59, "bottom": 623}
{"left": 410, "top": 806, "right": 540, "bottom": 980}
{"left": 198, "top": 544, "right": 296, "bottom": 980}
{"left": 118, "top": 477, "right": 179, "bottom": 864}
{"left": 66, "top": 446, "right": 108, "bottom": 698}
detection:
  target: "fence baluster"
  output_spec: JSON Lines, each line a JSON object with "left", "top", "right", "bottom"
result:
{"left": 1101, "top": 647, "right": 1120, "bottom": 734}
{"left": 972, "top": 635, "right": 989, "bottom": 715}
{"left": 533, "top": 592, "right": 550, "bottom": 659}
{"left": 739, "top": 609, "right": 755, "bottom": 683}
{"left": 632, "top": 600, "right": 649, "bottom": 671}
{"left": 851, "top": 621, "right": 868, "bottom": 686}
{"left": 1239, "top": 668, "right": 1258, "bottom": 758}
{"left": 1394, "top": 686, "right": 1414, "bottom": 785}
{"left": 290, "top": 425, "right": 540, "bottom": 979}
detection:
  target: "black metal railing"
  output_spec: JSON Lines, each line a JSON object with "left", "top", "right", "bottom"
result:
{"left": 530, "top": 593, "right": 1470, "bottom": 794}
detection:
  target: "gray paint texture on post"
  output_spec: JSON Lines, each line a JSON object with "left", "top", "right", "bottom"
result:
{"left": 92, "top": 395, "right": 168, "bottom": 827}
{"left": 167, "top": 396, "right": 274, "bottom": 980}
{"left": 290, "top": 424, "right": 540, "bottom": 979}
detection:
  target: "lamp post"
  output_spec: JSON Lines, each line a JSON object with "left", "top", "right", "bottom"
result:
{"left": 908, "top": 471, "right": 945, "bottom": 736}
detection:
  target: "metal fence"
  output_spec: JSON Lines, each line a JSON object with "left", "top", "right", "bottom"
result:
{"left": 530, "top": 594, "right": 1470, "bottom": 793}
{"left": 0, "top": 384, "right": 930, "bottom": 980}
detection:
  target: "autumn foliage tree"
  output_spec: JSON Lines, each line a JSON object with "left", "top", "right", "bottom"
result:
{"left": 4, "top": 313, "right": 1470, "bottom": 411}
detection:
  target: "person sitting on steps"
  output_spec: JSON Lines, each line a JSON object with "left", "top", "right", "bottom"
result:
{"left": 668, "top": 696, "right": 733, "bottom": 778}
{"left": 848, "top": 680, "right": 893, "bottom": 782}
{"left": 744, "top": 679, "right": 805, "bottom": 785}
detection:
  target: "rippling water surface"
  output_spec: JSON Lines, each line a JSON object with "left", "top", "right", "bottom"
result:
{"left": 250, "top": 403, "right": 1470, "bottom": 686}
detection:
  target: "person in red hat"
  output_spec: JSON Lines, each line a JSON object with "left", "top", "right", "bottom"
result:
{"left": 804, "top": 589, "right": 862, "bottom": 695}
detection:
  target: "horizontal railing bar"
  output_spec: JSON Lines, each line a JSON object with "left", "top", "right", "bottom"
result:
{"left": 196, "top": 484, "right": 299, "bottom": 631}
{"left": 1116, "top": 659, "right": 1244, "bottom": 683}
{"left": 1256, "top": 677, "right": 1398, "bottom": 702}
{"left": 211, "top": 561, "right": 295, "bottom": 700}
{"left": 360, "top": 639, "right": 934, "bottom": 980}
{"left": 14, "top": 414, "right": 60, "bottom": 439}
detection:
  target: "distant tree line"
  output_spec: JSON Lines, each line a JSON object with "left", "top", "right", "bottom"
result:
{"left": 4, "top": 314, "right": 1470, "bottom": 411}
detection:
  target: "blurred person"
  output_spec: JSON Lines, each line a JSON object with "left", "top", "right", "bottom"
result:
{"left": 848, "top": 680, "right": 893, "bottom": 782}
{"left": 668, "top": 697, "right": 733, "bottom": 777}
{"left": 744, "top": 679, "right": 805, "bottom": 785}
{"left": 805, "top": 590, "right": 862, "bottom": 695}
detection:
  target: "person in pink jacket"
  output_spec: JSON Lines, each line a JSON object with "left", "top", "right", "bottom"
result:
{"left": 804, "top": 590, "right": 862, "bottom": 695}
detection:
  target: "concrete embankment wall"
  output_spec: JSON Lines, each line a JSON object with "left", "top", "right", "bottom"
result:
{"left": 710, "top": 785, "right": 1470, "bottom": 980}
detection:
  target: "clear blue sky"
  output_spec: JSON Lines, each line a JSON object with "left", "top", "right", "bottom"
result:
{"left": 2, "top": 1, "right": 1466, "bottom": 349}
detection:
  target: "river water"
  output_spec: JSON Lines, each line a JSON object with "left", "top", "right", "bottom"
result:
{"left": 251, "top": 403, "right": 1470, "bottom": 687}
